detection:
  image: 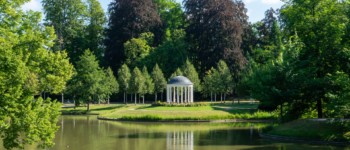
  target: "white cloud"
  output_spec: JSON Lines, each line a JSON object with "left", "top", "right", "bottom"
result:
{"left": 261, "top": 0, "right": 282, "bottom": 5}
{"left": 22, "top": 0, "right": 42, "bottom": 12}
{"left": 244, "top": 0, "right": 257, "bottom": 4}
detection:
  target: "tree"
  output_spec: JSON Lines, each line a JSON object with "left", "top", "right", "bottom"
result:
{"left": 102, "top": 67, "right": 119, "bottom": 104}
{"left": 117, "top": 64, "right": 131, "bottom": 103}
{"left": 124, "top": 32, "right": 154, "bottom": 68}
{"left": 142, "top": 66, "right": 154, "bottom": 103}
{"left": 86, "top": 0, "right": 107, "bottom": 63}
{"left": 105, "top": 0, "right": 161, "bottom": 72}
{"left": 152, "top": 64, "right": 167, "bottom": 102}
{"left": 280, "top": 0, "right": 349, "bottom": 118}
{"left": 184, "top": 0, "right": 248, "bottom": 75}
{"left": 170, "top": 68, "right": 183, "bottom": 79}
{"left": 74, "top": 50, "right": 102, "bottom": 111}
{"left": 182, "top": 59, "right": 201, "bottom": 92}
{"left": 151, "top": 29, "right": 188, "bottom": 77}
{"left": 0, "top": 1, "right": 73, "bottom": 148}
{"left": 153, "top": 0, "right": 186, "bottom": 41}
{"left": 217, "top": 60, "right": 233, "bottom": 101}
{"left": 203, "top": 68, "right": 216, "bottom": 101}
{"left": 130, "top": 67, "right": 145, "bottom": 104}
{"left": 42, "top": 0, "right": 88, "bottom": 64}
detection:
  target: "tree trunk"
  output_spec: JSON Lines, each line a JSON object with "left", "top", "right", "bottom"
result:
{"left": 317, "top": 98, "right": 323, "bottom": 118}
{"left": 215, "top": 94, "right": 217, "bottom": 102}
{"left": 87, "top": 100, "right": 90, "bottom": 112}
{"left": 124, "top": 92, "right": 126, "bottom": 104}
{"left": 143, "top": 95, "right": 145, "bottom": 104}
{"left": 155, "top": 93, "right": 157, "bottom": 103}
{"left": 135, "top": 93, "right": 137, "bottom": 105}
{"left": 210, "top": 92, "right": 213, "bottom": 102}
{"left": 224, "top": 93, "right": 226, "bottom": 101}
{"left": 220, "top": 93, "right": 223, "bottom": 103}
{"left": 61, "top": 93, "right": 64, "bottom": 104}
{"left": 161, "top": 91, "right": 163, "bottom": 101}
{"left": 108, "top": 98, "right": 110, "bottom": 104}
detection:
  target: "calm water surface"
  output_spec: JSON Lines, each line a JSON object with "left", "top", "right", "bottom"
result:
{"left": 44, "top": 116, "right": 349, "bottom": 150}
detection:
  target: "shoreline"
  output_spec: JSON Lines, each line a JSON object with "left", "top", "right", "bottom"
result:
{"left": 97, "top": 116, "right": 275, "bottom": 123}
{"left": 260, "top": 133, "right": 350, "bottom": 146}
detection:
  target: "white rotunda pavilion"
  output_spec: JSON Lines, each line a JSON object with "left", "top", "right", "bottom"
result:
{"left": 167, "top": 76, "right": 194, "bottom": 103}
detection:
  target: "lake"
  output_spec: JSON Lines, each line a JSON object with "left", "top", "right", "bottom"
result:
{"left": 2, "top": 115, "right": 347, "bottom": 150}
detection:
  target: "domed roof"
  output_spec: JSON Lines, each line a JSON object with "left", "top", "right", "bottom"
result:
{"left": 168, "top": 76, "right": 193, "bottom": 85}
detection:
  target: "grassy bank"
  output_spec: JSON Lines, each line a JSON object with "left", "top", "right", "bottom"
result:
{"left": 98, "top": 103, "right": 277, "bottom": 121}
{"left": 265, "top": 119, "right": 350, "bottom": 142}
{"left": 61, "top": 102, "right": 278, "bottom": 121}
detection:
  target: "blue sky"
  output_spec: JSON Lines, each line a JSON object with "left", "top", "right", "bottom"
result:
{"left": 23, "top": 0, "right": 284, "bottom": 23}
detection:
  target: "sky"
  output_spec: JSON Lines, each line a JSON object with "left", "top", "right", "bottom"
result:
{"left": 22, "top": 0, "right": 284, "bottom": 23}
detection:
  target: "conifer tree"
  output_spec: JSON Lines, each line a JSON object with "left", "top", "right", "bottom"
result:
{"left": 182, "top": 59, "right": 201, "bottom": 92}
{"left": 118, "top": 64, "right": 131, "bottom": 103}
{"left": 152, "top": 64, "right": 167, "bottom": 102}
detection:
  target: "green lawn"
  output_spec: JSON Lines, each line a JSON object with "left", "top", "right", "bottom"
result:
{"left": 60, "top": 102, "right": 277, "bottom": 121}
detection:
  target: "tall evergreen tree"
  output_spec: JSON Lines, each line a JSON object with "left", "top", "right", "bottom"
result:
{"left": 105, "top": 0, "right": 161, "bottom": 72}
{"left": 184, "top": 0, "right": 248, "bottom": 75}
{"left": 182, "top": 59, "right": 201, "bottom": 92}
{"left": 152, "top": 64, "right": 167, "bottom": 101}
{"left": 170, "top": 68, "right": 183, "bottom": 79}
{"left": 102, "top": 67, "right": 119, "bottom": 104}
{"left": 142, "top": 66, "right": 154, "bottom": 103}
{"left": 130, "top": 67, "right": 145, "bottom": 104}
{"left": 217, "top": 60, "right": 233, "bottom": 101}
{"left": 117, "top": 64, "right": 131, "bottom": 103}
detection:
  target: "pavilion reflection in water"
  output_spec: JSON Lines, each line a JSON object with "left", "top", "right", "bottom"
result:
{"left": 166, "top": 131, "right": 194, "bottom": 150}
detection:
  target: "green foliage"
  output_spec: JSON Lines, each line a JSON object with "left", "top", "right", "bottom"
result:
{"left": 99, "top": 67, "right": 119, "bottom": 103}
{"left": 42, "top": 0, "right": 88, "bottom": 64}
{"left": 151, "top": 29, "right": 188, "bottom": 77}
{"left": 105, "top": 0, "right": 161, "bottom": 71}
{"left": 170, "top": 68, "right": 183, "bottom": 79}
{"left": 280, "top": 0, "right": 349, "bottom": 118}
{"left": 182, "top": 59, "right": 201, "bottom": 92}
{"left": 0, "top": 1, "right": 70, "bottom": 148}
{"left": 142, "top": 66, "right": 154, "bottom": 96}
{"left": 117, "top": 64, "right": 131, "bottom": 103}
{"left": 152, "top": 64, "right": 167, "bottom": 94}
{"left": 153, "top": 0, "right": 186, "bottom": 40}
{"left": 130, "top": 67, "right": 145, "bottom": 103}
{"left": 69, "top": 50, "right": 102, "bottom": 110}
{"left": 217, "top": 60, "right": 233, "bottom": 95}
{"left": 124, "top": 32, "right": 154, "bottom": 68}
{"left": 86, "top": 0, "right": 106, "bottom": 62}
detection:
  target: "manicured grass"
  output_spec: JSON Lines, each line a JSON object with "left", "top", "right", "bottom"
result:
{"left": 60, "top": 102, "right": 277, "bottom": 121}
{"left": 61, "top": 104, "right": 126, "bottom": 115}
{"left": 97, "top": 103, "right": 277, "bottom": 121}
{"left": 266, "top": 119, "right": 350, "bottom": 142}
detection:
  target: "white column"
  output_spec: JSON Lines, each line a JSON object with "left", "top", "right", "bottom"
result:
{"left": 167, "top": 86, "right": 170, "bottom": 103}
{"left": 184, "top": 86, "right": 187, "bottom": 103}
{"left": 181, "top": 87, "right": 183, "bottom": 103}
{"left": 173, "top": 86, "right": 175, "bottom": 103}
{"left": 176, "top": 86, "right": 179, "bottom": 103}
{"left": 188, "top": 86, "right": 190, "bottom": 103}
{"left": 190, "top": 86, "right": 193, "bottom": 103}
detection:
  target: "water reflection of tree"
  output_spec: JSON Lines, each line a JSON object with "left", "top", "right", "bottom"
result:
{"left": 166, "top": 131, "right": 194, "bottom": 150}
